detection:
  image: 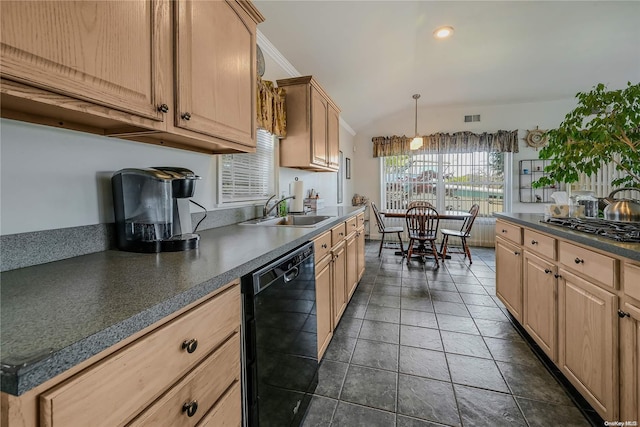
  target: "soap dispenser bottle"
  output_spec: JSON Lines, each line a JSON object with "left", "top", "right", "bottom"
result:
{"left": 279, "top": 192, "right": 288, "bottom": 217}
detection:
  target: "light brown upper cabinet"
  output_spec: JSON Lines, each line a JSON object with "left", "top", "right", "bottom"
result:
{"left": 277, "top": 76, "right": 341, "bottom": 171}
{"left": 0, "top": 0, "right": 264, "bottom": 154}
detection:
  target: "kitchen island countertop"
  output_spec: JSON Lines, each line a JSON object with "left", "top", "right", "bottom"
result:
{"left": 494, "top": 212, "right": 640, "bottom": 262}
{"left": 0, "top": 206, "right": 364, "bottom": 396}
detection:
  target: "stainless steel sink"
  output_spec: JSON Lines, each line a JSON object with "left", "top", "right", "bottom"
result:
{"left": 239, "top": 215, "right": 333, "bottom": 228}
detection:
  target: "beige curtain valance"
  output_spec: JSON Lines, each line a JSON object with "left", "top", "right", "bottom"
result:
{"left": 257, "top": 77, "right": 286, "bottom": 138}
{"left": 372, "top": 130, "right": 519, "bottom": 157}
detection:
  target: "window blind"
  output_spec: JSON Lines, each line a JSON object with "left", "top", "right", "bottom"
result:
{"left": 220, "top": 129, "right": 275, "bottom": 203}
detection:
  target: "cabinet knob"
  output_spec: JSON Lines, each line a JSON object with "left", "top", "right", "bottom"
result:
{"left": 618, "top": 310, "right": 631, "bottom": 318}
{"left": 157, "top": 103, "right": 169, "bottom": 113}
{"left": 513, "top": 251, "right": 520, "bottom": 256}
{"left": 339, "top": 232, "right": 344, "bottom": 236}
{"left": 321, "top": 243, "right": 327, "bottom": 249}
{"left": 531, "top": 240, "right": 538, "bottom": 245}
{"left": 182, "top": 400, "right": 198, "bottom": 417}
{"left": 182, "top": 338, "right": 198, "bottom": 354}
{"left": 544, "top": 268, "right": 552, "bottom": 274}
{"left": 181, "top": 112, "right": 192, "bottom": 121}
{"left": 554, "top": 273, "right": 562, "bottom": 279}
{"left": 501, "top": 229, "right": 507, "bottom": 233}
{"left": 574, "top": 257, "right": 584, "bottom": 264}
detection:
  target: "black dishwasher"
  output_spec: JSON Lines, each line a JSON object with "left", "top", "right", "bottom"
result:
{"left": 241, "top": 242, "right": 318, "bottom": 427}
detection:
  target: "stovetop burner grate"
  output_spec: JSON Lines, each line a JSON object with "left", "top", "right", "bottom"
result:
{"left": 542, "top": 217, "right": 640, "bottom": 243}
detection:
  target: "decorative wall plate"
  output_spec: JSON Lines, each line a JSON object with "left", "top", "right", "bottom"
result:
{"left": 257, "top": 45, "right": 265, "bottom": 77}
{"left": 524, "top": 126, "right": 548, "bottom": 149}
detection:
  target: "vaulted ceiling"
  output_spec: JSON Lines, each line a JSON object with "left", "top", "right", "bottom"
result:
{"left": 255, "top": 1, "right": 640, "bottom": 134}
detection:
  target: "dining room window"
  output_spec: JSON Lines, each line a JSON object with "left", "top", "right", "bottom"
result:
{"left": 380, "top": 151, "right": 507, "bottom": 217}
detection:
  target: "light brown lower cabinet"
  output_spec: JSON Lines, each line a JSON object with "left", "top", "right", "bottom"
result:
{"left": 523, "top": 251, "right": 557, "bottom": 361}
{"left": 315, "top": 251, "right": 333, "bottom": 360}
{"left": 332, "top": 240, "right": 347, "bottom": 327}
{"left": 495, "top": 237, "right": 523, "bottom": 322}
{"left": 2, "top": 280, "right": 242, "bottom": 427}
{"left": 356, "top": 225, "right": 366, "bottom": 282}
{"left": 346, "top": 231, "right": 358, "bottom": 301}
{"left": 619, "top": 301, "right": 640, "bottom": 422}
{"left": 558, "top": 268, "right": 618, "bottom": 420}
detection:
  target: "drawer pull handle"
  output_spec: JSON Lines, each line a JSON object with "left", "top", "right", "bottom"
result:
{"left": 554, "top": 274, "right": 562, "bottom": 279}
{"left": 182, "top": 400, "right": 198, "bottom": 417}
{"left": 182, "top": 339, "right": 198, "bottom": 354}
{"left": 321, "top": 243, "right": 328, "bottom": 249}
{"left": 531, "top": 240, "right": 538, "bottom": 245}
{"left": 574, "top": 257, "right": 584, "bottom": 264}
{"left": 181, "top": 112, "right": 192, "bottom": 121}
{"left": 618, "top": 310, "right": 631, "bottom": 318}
{"left": 157, "top": 103, "right": 169, "bottom": 113}
{"left": 544, "top": 268, "right": 552, "bottom": 274}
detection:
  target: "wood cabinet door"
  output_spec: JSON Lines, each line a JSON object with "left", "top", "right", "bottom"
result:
{"left": 495, "top": 237, "right": 523, "bottom": 322}
{"left": 332, "top": 241, "right": 347, "bottom": 327}
{"left": 619, "top": 302, "right": 640, "bottom": 422}
{"left": 315, "top": 255, "right": 332, "bottom": 360}
{"left": 0, "top": 0, "right": 166, "bottom": 122}
{"left": 356, "top": 227, "right": 366, "bottom": 282}
{"left": 558, "top": 269, "right": 618, "bottom": 420}
{"left": 175, "top": 0, "right": 256, "bottom": 147}
{"left": 345, "top": 234, "right": 358, "bottom": 301}
{"left": 327, "top": 106, "right": 340, "bottom": 170}
{"left": 523, "top": 251, "right": 557, "bottom": 361}
{"left": 310, "top": 86, "right": 328, "bottom": 168}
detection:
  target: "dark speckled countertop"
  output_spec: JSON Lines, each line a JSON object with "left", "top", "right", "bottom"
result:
{"left": 0, "top": 206, "right": 364, "bottom": 396}
{"left": 494, "top": 213, "right": 640, "bottom": 262}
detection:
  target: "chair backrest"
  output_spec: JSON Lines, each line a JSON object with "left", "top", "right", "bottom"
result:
{"left": 405, "top": 205, "right": 439, "bottom": 237}
{"left": 370, "top": 202, "right": 386, "bottom": 233}
{"left": 460, "top": 204, "right": 480, "bottom": 236}
{"left": 407, "top": 200, "right": 435, "bottom": 209}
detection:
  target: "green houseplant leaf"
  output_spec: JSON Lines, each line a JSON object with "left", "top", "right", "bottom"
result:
{"left": 533, "top": 82, "right": 640, "bottom": 189}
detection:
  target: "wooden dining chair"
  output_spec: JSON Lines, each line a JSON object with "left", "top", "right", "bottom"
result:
{"left": 371, "top": 202, "right": 405, "bottom": 257}
{"left": 439, "top": 204, "right": 480, "bottom": 264}
{"left": 405, "top": 205, "right": 440, "bottom": 268}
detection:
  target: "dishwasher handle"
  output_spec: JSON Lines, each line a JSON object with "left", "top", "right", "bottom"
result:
{"left": 283, "top": 266, "right": 299, "bottom": 283}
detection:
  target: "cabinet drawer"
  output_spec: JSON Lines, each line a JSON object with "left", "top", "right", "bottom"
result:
{"left": 357, "top": 212, "right": 365, "bottom": 227}
{"left": 40, "top": 283, "right": 241, "bottom": 427}
{"left": 130, "top": 333, "right": 240, "bottom": 426}
{"left": 196, "top": 381, "right": 241, "bottom": 427}
{"left": 346, "top": 216, "right": 358, "bottom": 235}
{"left": 313, "top": 231, "right": 332, "bottom": 262}
{"left": 624, "top": 262, "right": 640, "bottom": 301}
{"left": 496, "top": 220, "right": 522, "bottom": 245}
{"left": 559, "top": 242, "right": 617, "bottom": 289}
{"left": 331, "top": 222, "right": 347, "bottom": 246}
{"left": 523, "top": 229, "right": 556, "bottom": 260}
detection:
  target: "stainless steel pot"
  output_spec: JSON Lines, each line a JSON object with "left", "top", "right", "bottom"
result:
{"left": 603, "top": 188, "right": 640, "bottom": 222}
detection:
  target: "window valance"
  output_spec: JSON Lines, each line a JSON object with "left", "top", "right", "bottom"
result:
{"left": 372, "top": 130, "right": 519, "bottom": 157}
{"left": 257, "top": 77, "right": 286, "bottom": 138}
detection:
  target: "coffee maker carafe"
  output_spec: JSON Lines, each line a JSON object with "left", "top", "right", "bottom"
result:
{"left": 112, "top": 167, "right": 201, "bottom": 253}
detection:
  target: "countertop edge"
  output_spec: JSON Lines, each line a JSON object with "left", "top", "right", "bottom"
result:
{"left": 494, "top": 212, "right": 640, "bottom": 262}
{"left": 1, "top": 206, "right": 365, "bottom": 396}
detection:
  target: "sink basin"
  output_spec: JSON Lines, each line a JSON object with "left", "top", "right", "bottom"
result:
{"left": 240, "top": 215, "right": 333, "bottom": 228}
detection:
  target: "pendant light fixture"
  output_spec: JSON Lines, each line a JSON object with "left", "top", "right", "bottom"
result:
{"left": 410, "top": 94, "right": 423, "bottom": 150}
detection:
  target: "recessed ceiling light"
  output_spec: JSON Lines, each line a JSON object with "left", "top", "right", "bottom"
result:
{"left": 433, "top": 26, "right": 454, "bottom": 39}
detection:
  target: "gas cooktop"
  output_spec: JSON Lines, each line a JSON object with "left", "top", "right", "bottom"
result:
{"left": 543, "top": 217, "right": 640, "bottom": 243}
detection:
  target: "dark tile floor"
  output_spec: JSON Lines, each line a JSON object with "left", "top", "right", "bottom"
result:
{"left": 302, "top": 240, "right": 598, "bottom": 427}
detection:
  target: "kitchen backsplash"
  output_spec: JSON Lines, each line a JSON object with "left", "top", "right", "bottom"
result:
{"left": 0, "top": 205, "right": 258, "bottom": 272}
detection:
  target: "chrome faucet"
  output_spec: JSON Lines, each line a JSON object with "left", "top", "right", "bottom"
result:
{"left": 264, "top": 195, "right": 296, "bottom": 217}
{"left": 263, "top": 194, "right": 277, "bottom": 217}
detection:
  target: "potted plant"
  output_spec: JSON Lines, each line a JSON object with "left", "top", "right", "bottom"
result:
{"left": 533, "top": 82, "right": 640, "bottom": 189}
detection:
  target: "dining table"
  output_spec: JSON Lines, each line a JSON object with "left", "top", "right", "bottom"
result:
{"left": 381, "top": 209, "right": 473, "bottom": 259}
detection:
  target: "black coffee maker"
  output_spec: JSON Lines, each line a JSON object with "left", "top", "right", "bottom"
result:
{"left": 112, "top": 167, "right": 201, "bottom": 253}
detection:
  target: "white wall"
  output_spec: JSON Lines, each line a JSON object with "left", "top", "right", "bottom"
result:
{"left": 351, "top": 98, "right": 580, "bottom": 215}
{"left": 0, "top": 119, "right": 218, "bottom": 234}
